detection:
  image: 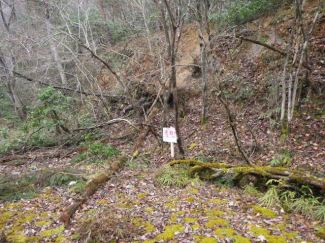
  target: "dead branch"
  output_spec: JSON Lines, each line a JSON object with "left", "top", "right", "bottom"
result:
{"left": 215, "top": 85, "right": 253, "bottom": 166}
{"left": 9, "top": 70, "right": 125, "bottom": 101}
{"left": 0, "top": 155, "right": 31, "bottom": 164}
{"left": 72, "top": 118, "right": 135, "bottom": 132}
{"left": 240, "top": 37, "right": 311, "bottom": 71}
{"left": 241, "top": 37, "right": 287, "bottom": 56}
{"left": 123, "top": 97, "right": 147, "bottom": 114}
{"left": 79, "top": 42, "right": 127, "bottom": 92}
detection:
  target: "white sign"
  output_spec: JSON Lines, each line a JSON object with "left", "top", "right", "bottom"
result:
{"left": 163, "top": 127, "right": 177, "bottom": 143}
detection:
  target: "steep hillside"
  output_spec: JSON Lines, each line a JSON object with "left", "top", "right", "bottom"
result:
{"left": 96, "top": 0, "right": 325, "bottom": 172}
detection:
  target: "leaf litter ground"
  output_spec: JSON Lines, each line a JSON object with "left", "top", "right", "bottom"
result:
{"left": 1, "top": 156, "right": 324, "bottom": 242}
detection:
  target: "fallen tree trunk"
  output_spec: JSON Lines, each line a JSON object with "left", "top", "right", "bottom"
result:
{"left": 168, "top": 160, "right": 325, "bottom": 190}
{"left": 60, "top": 156, "right": 127, "bottom": 226}
{"left": 0, "top": 155, "right": 31, "bottom": 164}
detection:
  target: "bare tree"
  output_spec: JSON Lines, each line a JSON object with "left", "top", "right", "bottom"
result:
{"left": 0, "top": 0, "right": 26, "bottom": 120}
{"left": 130, "top": 0, "right": 153, "bottom": 52}
{"left": 280, "top": 0, "right": 322, "bottom": 133}
{"left": 155, "top": 0, "right": 185, "bottom": 157}
{"left": 45, "top": 8, "right": 68, "bottom": 87}
{"left": 194, "top": 0, "right": 210, "bottom": 124}
{"left": 97, "top": 0, "right": 115, "bottom": 45}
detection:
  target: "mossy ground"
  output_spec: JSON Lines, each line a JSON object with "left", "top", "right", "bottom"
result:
{"left": 1, "top": 168, "right": 323, "bottom": 242}
{"left": 0, "top": 188, "right": 67, "bottom": 242}
{"left": 74, "top": 169, "right": 321, "bottom": 242}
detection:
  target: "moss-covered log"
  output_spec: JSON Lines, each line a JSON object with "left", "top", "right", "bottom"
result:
{"left": 60, "top": 156, "right": 127, "bottom": 226}
{"left": 168, "top": 160, "right": 325, "bottom": 190}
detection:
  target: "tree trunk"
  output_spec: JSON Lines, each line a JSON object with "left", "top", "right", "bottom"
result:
{"left": 0, "top": 1, "right": 26, "bottom": 121}
{"left": 155, "top": 0, "right": 185, "bottom": 157}
{"left": 171, "top": 53, "right": 185, "bottom": 157}
{"left": 7, "top": 77, "right": 26, "bottom": 121}
{"left": 98, "top": 0, "right": 115, "bottom": 45}
{"left": 198, "top": 0, "right": 208, "bottom": 125}
{"left": 46, "top": 9, "right": 68, "bottom": 87}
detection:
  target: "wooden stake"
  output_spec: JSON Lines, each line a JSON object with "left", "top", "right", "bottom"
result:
{"left": 171, "top": 142, "right": 175, "bottom": 158}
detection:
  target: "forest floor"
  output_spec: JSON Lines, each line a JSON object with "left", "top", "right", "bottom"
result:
{"left": 0, "top": 156, "right": 324, "bottom": 243}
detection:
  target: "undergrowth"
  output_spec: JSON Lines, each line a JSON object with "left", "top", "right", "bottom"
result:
{"left": 225, "top": 0, "right": 286, "bottom": 25}
{"left": 270, "top": 149, "right": 291, "bottom": 167}
{"left": 244, "top": 185, "right": 263, "bottom": 197}
{"left": 0, "top": 87, "right": 97, "bottom": 156}
{"left": 155, "top": 165, "right": 201, "bottom": 188}
{"left": 72, "top": 142, "right": 120, "bottom": 164}
{"left": 258, "top": 179, "right": 325, "bottom": 222}
{"left": 0, "top": 168, "right": 85, "bottom": 201}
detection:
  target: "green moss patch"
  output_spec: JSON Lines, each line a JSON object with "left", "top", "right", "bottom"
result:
{"left": 199, "top": 236, "right": 218, "bottom": 243}
{"left": 315, "top": 230, "right": 325, "bottom": 239}
{"left": 184, "top": 217, "right": 198, "bottom": 224}
{"left": 282, "top": 231, "right": 298, "bottom": 239}
{"left": 214, "top": 227, "right": 237, "bottom": 238}
{"left": 26, "top": 236, "right": 41, "bottom": 242}
{"left": 143, "top": 222, "right": 155, "bottom": 233}
{"left": 0, "top": 211, "right": 17, "bottom": 224}
{"left": 156, "top": 224, "right": 185, "bottom": 241}
{"left": 266, "top": 235, "right": 287, "bottom": 243}
{"left": 205, "top": 218, "right": 229, "bottom": 228}
{"left": 249, "top": 225, "right": 270, "bottom": 236}
{"left": 205, "top": 208, "right": 224, "bottom": 217}
{"left": 6, "top": 234, "right": 27, "bottom": 243}
{"left": 234, "top": 235, "right": 251, "bottom": 243}
{"left": 191, "top": 224, "right": 201, "bottom": 230}
{"left": 249, "top": 225, "right": 287, "bottom": 243}
{"left": 209, "top": 199, "right": 227, "bottom": 204}
{"left": 144, "top": 207, "right": 155, "bottom": 213}
{"left": 252, "top": 205, "right": 276, "bottom": 218}
{"left": 16, "top": 213, "right": 38, "bottom": 224}
{"left": 133, "top": 218, "right": 155, "bottom": 233}
{"left": 35, "top": 220, "right": 52, "bottom": 227}
{"left": 97, "top": 199, "right": 109, "bottom": 205}
{"left": 40, "top": 225, "right": 64, "bottom": 237}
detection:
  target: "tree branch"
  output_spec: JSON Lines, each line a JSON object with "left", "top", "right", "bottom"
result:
{"left": 8, "top": 69, "right": 125, "bottom": 101}
{"left": 72, "top": 118, "right": 135, "bottom": 132}
{"left": 79, "top": 42, "right": 127, "bottom": 92}
{"left": 241, "top": 37, "right": 311, "bottom": 71}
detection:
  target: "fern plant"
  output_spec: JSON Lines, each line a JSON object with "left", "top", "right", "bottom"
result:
{"left": 270, "top": 158, "right": 282, "bottom": 167}
{"left": 313, "top": 203, "right": 325, "bottom": 222}
{"left": 280, "top": 190, "right": 296, "bottom": 212}
{"left": 259, "top": 185, "right": 280, "bottom": 207}
{"left": 155, "top": 165, "right": 200, "bottom": 188}
{"left": 292, "top": 196, "right": 320, "bottom": 216}
{"left": 244, "top": 185, "right": 263, "bottom": 197}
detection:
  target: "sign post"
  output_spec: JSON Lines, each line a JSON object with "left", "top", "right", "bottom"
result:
{"left": 163, "top": 127, "right": 177, "bottom": 158}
